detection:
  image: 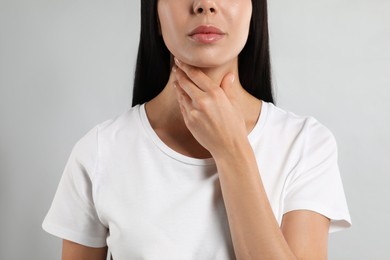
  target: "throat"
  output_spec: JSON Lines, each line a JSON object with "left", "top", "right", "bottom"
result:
{"left": 143, "top": 92, "right": 262, "bottom": 160}
{"left": 144, "top": 101, "right": 212, "bottom": 159}
{"left": 155, "top": 127, "right": 212, "bottom": 159}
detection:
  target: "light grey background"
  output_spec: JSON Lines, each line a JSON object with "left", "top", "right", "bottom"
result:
{"left": 0, "top": 0, "right": 389, "bottom": 259}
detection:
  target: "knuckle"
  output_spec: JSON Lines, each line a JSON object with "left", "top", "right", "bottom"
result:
{"left": 197, "top": 97, "right": 209, "bottom": 110}
{"left": 209, "top": 88, "right": 221, "bottom": 98}
{"left": 188, "top": 109, "right": 198, "bottom": 124}
{"left": 189, "top": 109, "right": 197, "bottom": 118}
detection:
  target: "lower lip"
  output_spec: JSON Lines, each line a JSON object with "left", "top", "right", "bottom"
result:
{"left": 190, "top": 33, "right": 225, "bottom": 44}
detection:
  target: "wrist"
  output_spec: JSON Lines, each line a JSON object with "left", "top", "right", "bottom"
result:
{"left": 211, "top": 137, "right": 253, "bottom": 164}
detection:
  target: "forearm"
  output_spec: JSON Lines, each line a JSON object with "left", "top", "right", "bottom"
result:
{"left": 213, "top": 140, "right": 297, "bottom": 260}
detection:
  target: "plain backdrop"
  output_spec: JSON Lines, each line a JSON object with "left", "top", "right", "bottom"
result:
{"left": 0, "top": 0, "right": 389, "bottom": 259}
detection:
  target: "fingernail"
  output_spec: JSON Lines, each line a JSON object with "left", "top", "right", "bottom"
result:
{"left": 174, "top": 57, "right": 181, "bottom": 66}
{"left": 172, "top": 66, "right": 177, "bottom": 73}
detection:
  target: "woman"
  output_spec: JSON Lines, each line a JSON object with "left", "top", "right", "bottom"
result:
{"left": 42, "top": 0, "right": 351, "bottom": 259}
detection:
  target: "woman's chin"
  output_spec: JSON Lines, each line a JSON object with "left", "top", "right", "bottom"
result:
{"left": 178, "top": 58, "right": 229, "bottom": 69}
{"left": 169, "top": 51, "right": 235, "bottom": 69}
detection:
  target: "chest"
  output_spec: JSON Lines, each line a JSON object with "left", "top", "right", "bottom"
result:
{"left": 94, "top": 161, "right": 236, "bottom": 259}
{"left": 92, "top": 136, "right": 297, "bottom": 259}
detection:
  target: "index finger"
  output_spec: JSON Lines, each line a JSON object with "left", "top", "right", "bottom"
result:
{"left": 174, "top": 57, "right": 216, "bottom": 92}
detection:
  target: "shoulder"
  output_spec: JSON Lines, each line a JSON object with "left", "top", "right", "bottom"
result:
{"left": 265, "top": 102, "right": 336, "bottom": 145}
{"left": 259, "top": 102, "right": 338, "bottom": 166}
{"left": 71, "top": 104, "right": 143, "bottom": 160}
{"left": 97, "top": 104, "right": 142, "bottom": 137}
{"left": 267, "top": 103, "right": 339, "bottom": 175}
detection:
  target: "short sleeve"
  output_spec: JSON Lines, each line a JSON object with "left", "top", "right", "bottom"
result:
{"left": 283, "top": 119, "right": 352, "bottom": 233}
{"left": 42, "top": 125, "right": 108, "bottom": 247}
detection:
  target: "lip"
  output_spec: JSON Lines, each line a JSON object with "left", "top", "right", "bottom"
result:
{"left": 188, "top": 25, "right": 226, "bottom": 44}
{"left": 189, "top": 25, "right": 225, "bottom": 36}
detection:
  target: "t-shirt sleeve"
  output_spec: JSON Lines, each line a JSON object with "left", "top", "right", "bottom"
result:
{"left": 283, "top": 118, "right": 352, "bottom": 233}
{"left": 42, "top": 125, "right": 108, "bottom": 247}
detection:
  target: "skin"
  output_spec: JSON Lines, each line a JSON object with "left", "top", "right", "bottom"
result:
{"left": 148, "top": 0, "right": 261, "bottom": 159}
{"left": 62, "top": 0, "right": 331, "bottom": 259}
{"left": 62, "top": 240, "right": 107, "bottom": 260}
{"left": 158, "top": 0, "right": 251, "bottom": 69}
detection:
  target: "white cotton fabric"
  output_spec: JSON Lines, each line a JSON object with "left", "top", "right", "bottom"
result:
{"left": 42, "top": 101, "right": 351, "bottom": 259}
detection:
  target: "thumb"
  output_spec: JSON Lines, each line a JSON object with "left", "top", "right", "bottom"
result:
{"left": 220, "top": 73, "right": 235, "bottom": 93}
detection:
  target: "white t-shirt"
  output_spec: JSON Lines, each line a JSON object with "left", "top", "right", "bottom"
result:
{"left": 42, "top": 101, "right": 351, "bottom": 259}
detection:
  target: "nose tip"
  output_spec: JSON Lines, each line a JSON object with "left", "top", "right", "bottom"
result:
{"left": 195, "top": 7, "right": 216, "bottom": 14}
{"left": 193, "top": 1, "right": 217, "bottom": 15}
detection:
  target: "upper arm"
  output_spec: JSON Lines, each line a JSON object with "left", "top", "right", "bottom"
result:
{"left": 62, "top": 239, "right": 108, "bottom": 260}
{"left": 281, "top": 210, "right": 330, "bottom": 260}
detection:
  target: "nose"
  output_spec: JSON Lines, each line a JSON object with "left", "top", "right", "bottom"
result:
{"left": 193, "top": 0, "right": 217, "bottom": 15}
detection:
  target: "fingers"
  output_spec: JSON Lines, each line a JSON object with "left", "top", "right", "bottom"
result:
{"left": 173, "top": 81, "right": 191, "bottom": 123}
{"left": 174, "top": 57, "right": 215, "bottom": 93}
{"left": 172, "top": 58, "right": 236, "bottom": 116}
{"left": 220, "top": 73, "right": 235, "bottom": 92}
{"left": 173, "top": 65, "right": 204, "bottom": 101}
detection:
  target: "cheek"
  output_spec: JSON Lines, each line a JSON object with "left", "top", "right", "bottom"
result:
{"left": 228, "top": 3, "right": 252, "bottom": 50}
{"left": 158, "top": 3, "right": 185, "bottom": 53}
{"left": 236, "top": 1, "right": 252, "bottom": 31}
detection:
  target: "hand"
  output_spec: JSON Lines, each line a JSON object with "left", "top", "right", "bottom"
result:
{"left": 172, "top": 57, "right": 248, "bottom": 158}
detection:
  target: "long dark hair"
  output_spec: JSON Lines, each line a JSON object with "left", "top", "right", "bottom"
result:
{"left": 132, "top": 0, "right": 273, "bottom": 107}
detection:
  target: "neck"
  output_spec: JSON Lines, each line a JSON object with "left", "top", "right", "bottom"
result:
{"left": 145, "top": 57, "right": 259, "bottom": 134}
{"left": 192, "top": 61, "right": 239, "bottom": 87}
